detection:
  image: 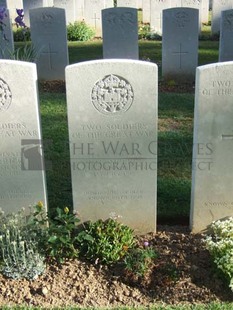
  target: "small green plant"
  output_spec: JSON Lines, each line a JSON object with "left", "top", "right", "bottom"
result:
{"left": 13, "top": 27, "right": 31, "bottom": 42}
{"left": 124, "top": 241, "right": 157, "bottom": 277}
{"left": 205, "top": 217, "right": 233, "bottom": 291}
{"left": 67, "top": 21, "right": 95, "bottom": 41}
{"left": 77, "top": 218, "right": 135, "bottom": 264}
{"left": 9, "top": 43, "right": 41, "bottom": 62}
{"left": 0, "top": 206, "right": 46, "bottom": 280}
{"left": 45, "top": 207, "right": 80, "bottom": 263}
{"left": 138, "top": 22, "right": 151, "bottom": 39}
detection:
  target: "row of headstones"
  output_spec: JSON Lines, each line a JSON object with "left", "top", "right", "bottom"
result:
{"left": 1, "top": 58, "right": 233, "bottom": 234}
{"left": 1, "top": 6, "right": 233, "bottom": 82}
{"left": 1, "top": 0, "right": 232, "bottom": 35}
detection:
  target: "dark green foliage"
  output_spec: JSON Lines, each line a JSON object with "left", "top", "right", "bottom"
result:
{"left": 77, "top": 219, "right": 135, "bottom": 264}
{"left": 13, "top": 27, "right": 31, "bottom": 42}
{"left": 67, "top": 21, "right": 95, "bottom": 41}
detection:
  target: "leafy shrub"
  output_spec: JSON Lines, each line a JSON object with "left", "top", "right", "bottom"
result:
{"left": 205, "top": 218, "right": 233, "bottom": 291}
{"left": 77, "top": 218, "right": 135, "bottom": 264}
{"left": 67, "top": 21, "right": 95, "bottom": 41}
{"left": 124, "top": 242, "right": 157, "bottom": 277}
{"left": 0, "top": 207, "right": 46, "bottom": 280}
{"left": 13, "top": 27, "right": 31, "bottom": 42}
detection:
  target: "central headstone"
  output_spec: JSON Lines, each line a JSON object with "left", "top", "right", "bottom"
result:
{"left": 30, "top": 7, "right": 69, "bottom": 80}
{"left": 66, "top": 59, "right": 158, "bottom": 234}
{"left": 102, "top": 7, "right": 139, "bottom": 59}
{"left": 162, "top": 7, "right": 199, "bottom": 82}
{"left": 191, "top": 61, "right": 233, "bottom": 232}
{"left": 0, "top": 60, "right": 47, "bottom": 214}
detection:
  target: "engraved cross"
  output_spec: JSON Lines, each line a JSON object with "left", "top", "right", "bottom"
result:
{"left": 172, "top": 43, "right": 188, "bottom": 69}
{"left": 222, "top": 131, "right": 233, "bottom": 140}
{"left": 41, "top": 44, "right": 58, "bottom": 70}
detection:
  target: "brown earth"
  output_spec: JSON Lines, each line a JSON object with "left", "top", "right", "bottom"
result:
{"left": 0, "top": 225, "right": 232, "bottom": 308}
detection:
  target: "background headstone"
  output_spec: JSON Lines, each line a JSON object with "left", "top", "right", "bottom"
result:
{"left": 83, "top": 0, "right": 105, "bottom": 37}
{"left": 66, "top": 59, "right": 158, "bottom": 234}
{"left": 202, "top": 0, "right": 209, "bottom": 24}
{"left": 77, "top": 0, "right": 84, "bottom": 21}
{"left": 150, "top": 0, "right": 171, "bottom": 35}
{"left": 219, "top": 9, "right": 233, "bottom": 62}
{"left": 211, "top": 0, "right": 233, "bottom": 35}
{"left": 0, "top": 60, "right": 47, "bottom": 214}
{"left": 53, "top": 0, "right": 76, "bottom": 24}
{"left": 0, "top": 8, "right": 14, "bottom": 59}
{"left": 191, "top": 61, "right": 233, "bottom": 232}
{"left": 162, "top": 8, "right": 199, "bottom": 82}
{"left": 30, "top": 7, "right": 69, "bottom": 80}
{"left": 102, "top": 7, "right": 139, "bottom": 59}
{"left": 142, "top": 0, "right": 150, "bottom": 23}
{"left": 117, "top": 0, "right": 138, "bottom": 8}
{"left": 23, "top": 0, "right": 43, "bottom": 26}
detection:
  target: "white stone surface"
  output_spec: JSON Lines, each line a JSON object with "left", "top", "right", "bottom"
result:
{"left": 191, "top": 61, "right": 233, "bottom": 232}
{"left": 162, "top": 7, "right": 199, "bottom": 82}
{"left": 83, "top": 0, "right": 105, "bottom": 37}
{"left": 102, "top": 7, "right": 139, "bottom": 59}
{"left": 30, "top": 7, "right": 69, "bottom": 80}
{"left": 66, "top": 59, "right": 158, "bottom": 234}
{"left": 142, "top": 0, "right": 150, "bottom": 23}
{"left": 53, "top": 0, "right": 76, "bottom": 24}
{"left": 150, "top": 0, "right": 171, "bottom": 35}
{"left": 117, "top": 0, "right": 138, "bottom": 8}
{"left": 0, "top": 60, "right": 47, "bottom": 214}
{"left": 212, "top": 0, "right": 233, "bottom": 34}
{"left": 219, "top": 9, "right": 233, "bottom": 62}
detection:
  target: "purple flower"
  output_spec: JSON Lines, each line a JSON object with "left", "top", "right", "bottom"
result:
{"left": 0, "top": 7, "right": 7, "bottom": 22}
{"left": 144, "top": 241, "right": 149, "bottom": 247}
{"left": 15, "top": 8, "right": 26, "bottom": 28}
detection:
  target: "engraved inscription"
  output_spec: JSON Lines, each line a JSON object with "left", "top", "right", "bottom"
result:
{"left": 104, "top": 12, "right": 135, "bottom": 28}
{"left": 174, "top": 11, "right": 190, "bottom": 28}
{"left": 0, "top": 78, "right": 12, "bottom": 112}
{"left": 201, "top": 80, "right": 233, "bottom": 96}
{"left": 91, "top": 74, "right": 134, "bottom": 115}
{"left": 41, "top": 13, "right": 54, "bottom": 25}
{"left": 224, "top": 12, "right": 233, "bottom": 30}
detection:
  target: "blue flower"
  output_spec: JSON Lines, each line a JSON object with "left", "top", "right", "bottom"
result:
{"left": 15, "top": 8, "right": 26, "bottom": 28}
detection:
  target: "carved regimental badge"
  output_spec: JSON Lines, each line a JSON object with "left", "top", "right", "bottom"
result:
{"left": 0, "top": 78, "right": 12, "bottom": 112}
{"left": 91, "top": 74, "right": 134, "bottom": 115}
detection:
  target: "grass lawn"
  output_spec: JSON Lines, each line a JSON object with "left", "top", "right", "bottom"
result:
{"left": 38, "top": 34, "right": 220, "bottom": 222}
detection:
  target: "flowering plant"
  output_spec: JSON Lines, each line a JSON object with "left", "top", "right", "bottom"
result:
{"left": 205, "top": 217, "right": 233, "bottom": 291}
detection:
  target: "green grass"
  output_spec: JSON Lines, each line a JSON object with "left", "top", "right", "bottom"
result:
{"left": 2, "top": 303, "right": 233, "bottom": 309}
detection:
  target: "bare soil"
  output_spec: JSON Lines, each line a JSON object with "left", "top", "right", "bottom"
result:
{"left": 0, "top": 225, "right": 232, "bottom": 308}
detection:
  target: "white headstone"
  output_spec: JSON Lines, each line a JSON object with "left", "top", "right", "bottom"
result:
{"left": 150, "top": 0, "right": 171, "bottom": 35}
{"left": 211, "top": 0, "right": 233, "bottom": 35}
{"left": 77, "top": 0, "right": 84, "bottom": 20}
{"left": 0, "top": 8, "right": 14, "bottom": 59}
{"left": 53, "top": 0, "right": 76, "bottom": 24}
{"left": 142, "top": 0, "right": 150, "bottom": 23}
{"left": 30, "top": 7, "right": 69, "bottom": 80}
{"left": 0, "top": 60, "right": 47, "bottom": 214}
{"left": 219, "top": 9, "right": 233, "bottom": 62}
{"left": 117, "top": 0, "right": 138, "bottom": 8}
{"left": 102, "top": 7, "right": 139, "bottom": 59}
{"left": 66, "top": 59, "right": 158, "bottom": 234}
{"left": 202, "top": 0, "right": 209, "bottom": 24}
{"left": 23, "top": 0, "right": 43, "bottom": 26}
{"left": 191, "top": 62, "right": 233, "bottom": 232}
{"left": 105, "top": 0, "right": 114, "bottom": 8}
{"left": 83, "top": 0, "right": 105, "bottom": 37}
{"left": 162, "top": 8, "right": 199, "bottom": 82}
